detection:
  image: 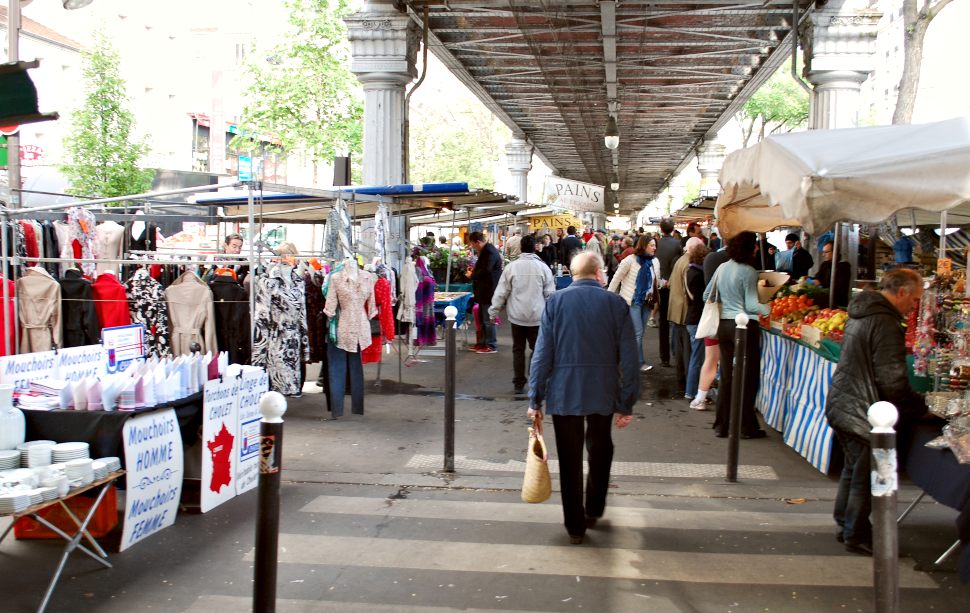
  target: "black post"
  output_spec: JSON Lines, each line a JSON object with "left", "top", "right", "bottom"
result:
{"left": 868, "top": 401, "right": 900, "bottom": 613}
{"left": 443, "top": 305, "right": 457, "bottom": 472}
{"left": 254, "top": 391, "right": 287, "bottom": 613}
{"left": 726, "top": 313, "right": 749, "bottom": 482}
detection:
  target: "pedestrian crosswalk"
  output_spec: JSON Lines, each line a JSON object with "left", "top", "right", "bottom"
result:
{"left": 183, "top": 487, "right": 947, "bottom": 612}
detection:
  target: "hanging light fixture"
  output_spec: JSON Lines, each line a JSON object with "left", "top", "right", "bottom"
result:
{"left": 610, "top": 172, "right": 619, "bottom": 192}
{"left": 604, "top": 115, "right": 619, "bottom": 150}
{"left": 63, "top": 0, "right": 94, "bottom": 8}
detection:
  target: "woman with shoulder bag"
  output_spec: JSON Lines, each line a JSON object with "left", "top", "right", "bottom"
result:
{"left": 701, "top": 231, "right": 770, "bottom": 438}
{"left": 608, "top": 235, "right": 660, "bottom": 371}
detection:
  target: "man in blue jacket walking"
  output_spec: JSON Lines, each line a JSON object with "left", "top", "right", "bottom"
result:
{"left": 528, "top": 252, "right": 640, "bottom": 544}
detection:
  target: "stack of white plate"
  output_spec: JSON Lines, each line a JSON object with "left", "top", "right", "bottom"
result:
{"left": 65, "top": 458, "right": 94, "bottom": 485}
{"left": 52, "top": 442, "right": 90, "bottom": 463}
{"left": 91, "top": 460, "right": 108, "bottom": 481}
{"left": 24, "top": 444, "right": 55, "bottom": 468}
{"left": 0, "top": 492, "right": 31, "bottom": 514}
{"left": 96, "top": 457, "right": 121, "bottom": 473}
{"left": 0, "top": 450, "right": 18, "bottom": 470}
{"left": 39, "top": 486, "right": 58, "bottom": 502}
{"left": 24, "top": 489, "right": 43, "bottom": 506}
{"left": 17, "top": 440, "right": 56, "bottom": 466}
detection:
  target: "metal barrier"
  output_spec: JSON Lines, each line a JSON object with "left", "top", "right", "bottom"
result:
{"left": 253, "top": 391, "right": 287, "bottom": 613}
{"left": 868, "top": 401, "right": 900, "bottom": 613}
{"left": 443, "top": 305, "right": 457, "bottom": 472}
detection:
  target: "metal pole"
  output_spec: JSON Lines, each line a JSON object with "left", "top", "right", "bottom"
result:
{"left": 830, "top": 223, "right": 841, "bottom": 308}
{"left": 726, "top": 312, "right": 749, "bottom": 482}
{"left": 445, "top": 209, "right": 456, "bottom": 292}
{"left": 6, "top": 0, "right": 22, "bottom": 213}
{"left": 1, "top": 211, "right": 9, "bottom": 357}
{"left": 254, "top": 391, "right": 287, "bottom": 613}
{"left": 248, "top": 183, "right": 257, "bottom": 358}
{"left": 939, "top": 210, "right": 948, "bottom": 261}
{"left": 443, "top": 305, "right": 457, "bottom": 472}
{"left": 868, "top": 401, "right": 900, "bottom": 613}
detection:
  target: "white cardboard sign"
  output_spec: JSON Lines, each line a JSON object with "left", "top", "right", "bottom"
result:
{"left": 236, "top": 367, "right": 269, "bottom": 495}
{"left": 200, "top": 377, "right": 240, "bottom": 512}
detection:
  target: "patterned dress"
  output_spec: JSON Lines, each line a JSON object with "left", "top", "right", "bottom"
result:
{"left": 414, "top": 258, "right": 437, "bottom": 347}
{"left": 125, "top": 269, "right": 171, "bottom": 359}
{"left": 252, "top": 264, "right": 309, "bottom": 395}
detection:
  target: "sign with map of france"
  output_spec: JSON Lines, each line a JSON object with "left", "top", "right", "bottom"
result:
{"left": 200, "top": 377, "right": 240, "bottom": 513}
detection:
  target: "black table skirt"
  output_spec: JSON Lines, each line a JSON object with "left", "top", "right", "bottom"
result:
{"left": 22, "top": 392, "right": 204, "bottom": 468}
{"left": 905, "top": 422, "right": 970, "bottom": 581}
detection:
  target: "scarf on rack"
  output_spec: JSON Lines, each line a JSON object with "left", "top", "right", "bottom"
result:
{"left": 632, "top": 254, "right": 655, "bottom": 306}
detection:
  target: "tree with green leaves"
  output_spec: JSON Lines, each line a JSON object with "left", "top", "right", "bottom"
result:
{"left": 233, "top": 0, "right": 362, "bottom": 185}
{"left": 734, "top": 60, "right": 810, "bottom": 147}
{"left": 60, "top": 32, "right": 154, "bottom": 199}
{"left": 409, "top": 96, "right": 505, "bottom": 189}
{"left": 893, "top": 0, "right": 961, "bottom": 124}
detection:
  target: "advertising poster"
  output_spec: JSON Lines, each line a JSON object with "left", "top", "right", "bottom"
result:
{"left": 0, "top": 350, "right": 57, "bottom": 391}
{"left": 121, "top": 409, "right": 183, "bottom": 551}
{"left": 236, "top": 367, "right": 269, "bottom": 495}
{"left": 200, "top": 377, "right": 240, "bottom": 512}
{"left": 102, "top": 324, "right": 146, "bottom": 374}
{"left": 56, "top": 344, "right": 107, "bottom": 383}
{"left": 542, "top": 176, "right": 605, "bottom": 212}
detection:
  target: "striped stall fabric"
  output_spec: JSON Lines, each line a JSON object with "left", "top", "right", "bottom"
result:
{"left": 756, "top": 329, "right": 837, "bottom": 474}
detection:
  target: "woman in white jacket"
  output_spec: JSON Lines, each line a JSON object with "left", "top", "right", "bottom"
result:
{"left": 608, "top": 235, "right": 660, "bottom": 371}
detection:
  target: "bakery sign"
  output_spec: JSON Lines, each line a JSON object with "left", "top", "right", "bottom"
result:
{"left": 20, "top": 145, "right": 44, "bottom": 166}
{"left": 542, "top": 176, "right": 605, "bottom": 213}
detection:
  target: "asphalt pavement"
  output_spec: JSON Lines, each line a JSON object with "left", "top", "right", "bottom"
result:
{"left": 2, "top": 319, "right": 969, "bottom": 612}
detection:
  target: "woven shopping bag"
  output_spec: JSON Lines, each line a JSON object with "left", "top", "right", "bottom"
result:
{"left": 521, "top": 420, "right": 552, "bottom": 503}
{"left": 695, "top": 266, "right": 722, "bottom": 339}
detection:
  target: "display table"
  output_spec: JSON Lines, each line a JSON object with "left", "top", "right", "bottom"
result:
{"left": 434, "top": 292, "right": 474, "bottom": 328}
{"left": 22, "top": 392, "right": 203, "bottom": 469}
{"left": 0, "top": 470, "right": 125, "bottom": 612}
{"left": 904, "top": 423, "right": 970, "bottom": 581}
{"left": 756, "top": 328, "right": 837, "bottom": 474}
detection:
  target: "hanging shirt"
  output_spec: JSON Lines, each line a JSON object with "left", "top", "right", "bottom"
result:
{"left": 91, "top": 271, "right": 132, "bottom": 331}
{"left": 323, "top": 269, "right": 377, "bottom": 353}
{"left": 17, "top": 267, "right": 61, "bottom": 352}
{"left": 125, "top": 268, "right": 172, "bottom": 359}
{"left": 252, "top": 263, "right": 309, "bottom": 395}
{"left": 361, "top": 276, "right": 394, "bottom": 364}
{"left": 95, "top": 221, "right": 127, "bottom": 278}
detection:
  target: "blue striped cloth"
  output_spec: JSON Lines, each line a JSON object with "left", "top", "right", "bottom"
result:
{"left": 756, "top": 329, "right": 836, "bottom": 474}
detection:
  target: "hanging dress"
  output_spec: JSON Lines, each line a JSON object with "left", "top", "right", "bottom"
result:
{"left": 165, "top": 272, "right": 218, "bottom": 355}
{"left": 125, "top": 268, "right": 172, "bottom": 359}
{"left": 252, "top": 264, "right": 309, "bottom": 395}
{"left": 414, "top": 258, "right": 437, "bottom": 347}
{"left": 361, "top": 275, "right": 394, "bottom": 364}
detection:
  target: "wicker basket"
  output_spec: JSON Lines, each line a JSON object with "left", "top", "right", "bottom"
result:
{"left": 521, "top": 427, "right": 552, "bottom": 504}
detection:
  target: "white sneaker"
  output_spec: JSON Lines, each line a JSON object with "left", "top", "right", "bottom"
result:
{"left": 640, "top": 364, "right": 654, "bottom": 372}
{"left": 689, "top": 398, "right": 707, "bottom": 410}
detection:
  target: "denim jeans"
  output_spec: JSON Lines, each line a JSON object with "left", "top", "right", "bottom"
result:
{"left": 629, "top": 303, "right": 651, "bottom": 365}
{"left": 833, "top": 431, "right": 872, "bottom": 545}
{"left": 685, "top": 324, "right": 704, "bottom": 398}
{"left": 327, "top": 343, "right": 364, "bottom": 417}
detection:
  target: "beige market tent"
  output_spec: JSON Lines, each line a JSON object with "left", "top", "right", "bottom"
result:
{"left": 714, "top": 117, "right": 970, "bottom": 239}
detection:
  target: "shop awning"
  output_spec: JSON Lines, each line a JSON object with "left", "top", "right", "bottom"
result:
{"left": 715, "top": 117, "right": 970, "bottom": 238}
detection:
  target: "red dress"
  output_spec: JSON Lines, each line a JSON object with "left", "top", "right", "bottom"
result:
{"left": 91, "top": 273, "right": 132, "bottom": 330}
{"left": 361, "top": 277, "right": 394, "bottom": 364}
{"left": 0, "top": 278, "right": 16, "bottom": 357}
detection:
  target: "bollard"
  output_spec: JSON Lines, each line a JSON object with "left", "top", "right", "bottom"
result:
{"left": 254, "top": 391, "right": 287, "bottom": 613}
{"left": 726, "top": 312, "right": 749, "bottom": 482}
{"left": 443, "top": 305, "right": 457, "bottom": 473}
{"left": 868, "top": 401, "right": 900, "bottom": 613}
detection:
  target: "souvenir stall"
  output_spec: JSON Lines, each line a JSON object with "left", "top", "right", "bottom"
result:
{"left": 716, "top": 118, "right": 970, "bottom": 577}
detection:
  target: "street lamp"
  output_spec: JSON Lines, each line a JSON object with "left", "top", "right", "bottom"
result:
{"left": 604, "top": 115, "right": 619, "bottom": 150}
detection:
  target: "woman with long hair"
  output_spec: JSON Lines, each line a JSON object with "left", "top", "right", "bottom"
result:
{"left": 608, "top": 235, "right": 661, "bottom": 371}
{"left": 701, "top": 231, "right": 770, "bottom": 438}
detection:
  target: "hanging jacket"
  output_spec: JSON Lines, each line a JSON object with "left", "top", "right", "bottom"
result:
{"left": 165, "top": 271, "right": 218, "bottom": 356}
{"left": 0, "top": 277, "right": 16, "bottom": 357}
{"left": 17, "top": 267, "right": 62, "bottom": 352}
{"left": 253, "top": 264, "right": 309, "bottom": 395}
{"left": 59, "top": 268, "right": 101, "bottom": 348}
{"left": 41, "top": 221, "right": 60, "bottom": 280}
{"left": 209, "top": 274, "right": 251, "bottom": 365}
{"left": 91, "top": 272, "right": 132, "bottom": 330}
{"left": 125, "top": 269, "right": 172, "bottom": 359}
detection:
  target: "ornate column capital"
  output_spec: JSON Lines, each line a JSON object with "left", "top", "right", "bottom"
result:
{"left": 696, "top": 140, "right": 726, "bottom": 198}
{"left": 802, "top": 7, "right": 882, "bottom": 78}
{"left": 505, "top": 137, "right": 534, "bottom": 174}
{"left": 344, "top": 6, "right": 420, "bottom": 83}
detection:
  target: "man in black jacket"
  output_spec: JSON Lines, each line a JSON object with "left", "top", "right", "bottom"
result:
{"left": 824, "top": 268, "right": 927, "bottom": 555}
{"left": 558, "top": 226, "right": 584, "bottom": 272}
{"left": 469, "top": 231, "right": 503, "bottom": 353}
{"left": 786, "top": 232, "right": 814, "bottom": 280}
{"left": 655, "top": 219, "right": 683, "bottom": 367}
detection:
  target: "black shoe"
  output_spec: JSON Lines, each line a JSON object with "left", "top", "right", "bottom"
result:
{"left": 836, "top": 532, "right": 844, "bottom": 543}
{"left": 585, "top": 516, "right": 599, "bottom": 529}
{"left": 513, "top": 386, "right": 525, "bottom": 395}
{"left": 661, "top": 361, "right": 671, "bottom": 368}
{"left": 568, "top": 534, "right": 584, "bottom": 545}
{"left": 845, "top": 541, "right": 873, "bottom": 556}
{"left": 740, "top": 429, "right": 767, "bottom": 439}
{"left": 714, "top": 430, "right": 728, "bottom": 438}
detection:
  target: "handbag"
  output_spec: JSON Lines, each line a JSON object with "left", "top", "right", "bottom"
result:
{"left": 521, "top": 418, "right": 552, "bottom": 504}
{"left": 369, "top": 317, "right": 382, "bottom": 337}
{"left": 695, "top": 267, "right": 722, "bottom": 339}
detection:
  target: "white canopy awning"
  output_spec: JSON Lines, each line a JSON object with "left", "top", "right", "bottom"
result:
{"left": 715, "top": 117, "right": 970, "bottom": 238}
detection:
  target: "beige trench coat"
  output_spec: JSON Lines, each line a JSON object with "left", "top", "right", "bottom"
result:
{"left": 17, "top": 267, "right": 62, "bottom": 352}
{"left": 164, "top": 272, "right": 218, "bottom": 355}
{"left": 666, "top": 253, "right": 691, "bottom": 326}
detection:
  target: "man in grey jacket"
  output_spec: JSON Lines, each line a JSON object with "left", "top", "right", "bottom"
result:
{"left": 528, "top": 252, "right": 639, "bottom": 544}
{"left": 490, "top": 235, "right": 556, "bottom": 395}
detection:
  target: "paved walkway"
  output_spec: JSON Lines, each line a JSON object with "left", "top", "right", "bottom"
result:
{"left": 2, "top": 320, "right": 968, "bottom": 612}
